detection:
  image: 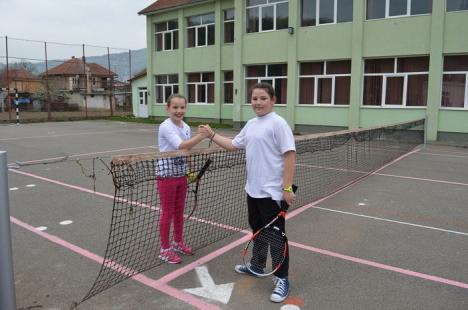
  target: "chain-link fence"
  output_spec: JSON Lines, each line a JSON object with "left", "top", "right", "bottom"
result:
{"left": 0, "top": 36, "right": 138, "bottom": 123}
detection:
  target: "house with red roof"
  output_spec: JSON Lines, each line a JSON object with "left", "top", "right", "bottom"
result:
{"left": 44, "top": 56, "right": 117, "bottom": 110}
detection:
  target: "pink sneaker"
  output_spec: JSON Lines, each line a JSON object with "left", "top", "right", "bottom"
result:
{"left": 172, "top": 241, "right": 193, "bottom": 256}
{"left": 159, "top": 248, "right": 182, "bottom": 264}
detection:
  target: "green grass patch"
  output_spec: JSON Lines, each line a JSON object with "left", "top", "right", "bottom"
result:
{"left": 105, "top": 115, "right": 233, "bottom": 129}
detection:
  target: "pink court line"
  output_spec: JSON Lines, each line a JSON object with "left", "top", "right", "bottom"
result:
{"left": 289, "top": 241, "right": 468, "bottom": 289}
{"left": 10, "top": 216, "right": 220, "bottom": 310}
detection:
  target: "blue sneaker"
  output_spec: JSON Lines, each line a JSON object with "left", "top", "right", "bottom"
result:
{"left": 270, "top": 277, "right": 289, "bottom": 303}
{"left": 234, "top": 263, "right": 264, "bottom": 277}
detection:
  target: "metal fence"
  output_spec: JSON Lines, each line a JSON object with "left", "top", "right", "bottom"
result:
{"left": 0, "top": 36, "right": 137, "bottom": 123}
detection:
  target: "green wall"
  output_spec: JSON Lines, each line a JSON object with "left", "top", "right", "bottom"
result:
{"left": 143, "top": 0, "right": 468, "bottom": 141}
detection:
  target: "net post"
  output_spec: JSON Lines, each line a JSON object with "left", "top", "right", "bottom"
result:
{"left": 0, "top": 151, "right": 17, "bottom": 310}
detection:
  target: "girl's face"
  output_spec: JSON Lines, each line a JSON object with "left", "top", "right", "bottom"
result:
{"left": 250, "top": 88, "right": 275, "bottom": 117}
{"left": 166, "top": 97, "right": 187, "bottom": 124}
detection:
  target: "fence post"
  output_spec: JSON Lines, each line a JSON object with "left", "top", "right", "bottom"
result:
{"left": 14, "top": 88, "right": 19, "bottom": 125}
{"left": 0, "top": 151, "right": 17, "bottom": 310}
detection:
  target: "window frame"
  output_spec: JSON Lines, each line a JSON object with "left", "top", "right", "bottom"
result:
{"left": 301, "top": 0, "right": 354, "bottom": 26}
{"left": 362, "top": 57, "right": 429, "bottom": 107}
{"left": 446, "top": 0, "right": 468, "bottom": 12}
{"left": 154, "top": 20, "right": 179, "bottom": 52}
{"left": 224, "top": 9, "right": 235, "bottom": 44}
{"left": 299, "top": 60, "right": 352, "bottom": 106}
{"left": 366, "top": 0, "right": 432, "bottom": 20}
{"left": 245, "top": 63, "right": 288, "bottom": 104}
{"left": 246, "top": 0, "right": 289, "bottom": 33}
{"left": 187, "top": 72, "right": 215, "bottom": 104}
{"left": 223, "top": 71, "right": 234, "bottom": 104}
{"left": 441, "top": 55, "right": 468, "bottom": 109}
{"left": 155, "top": 74, "right": 179, "bottom": 104}
{"left": 441, "top": 72, "right": 468, "bottom": 109}
{"left": 187, "top": 13, "right": 215, "bottom": 48}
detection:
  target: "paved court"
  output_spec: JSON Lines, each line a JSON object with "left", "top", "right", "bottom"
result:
{"left": 1, "top": 121, "right": 467, "bottom": 310}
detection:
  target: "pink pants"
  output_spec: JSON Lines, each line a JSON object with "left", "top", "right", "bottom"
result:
{"left": 157, "top": 176, "right": 187, "bottom": 249}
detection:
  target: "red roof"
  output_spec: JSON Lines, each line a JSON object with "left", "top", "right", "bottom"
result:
{"left": 0, "top": 69, "right": 39, "bottom": 87}
{"left": 139, "top": 0, "right": 193, "bottom": 15}
{"left": 0, "top": 69, "right": 38, "bottom": 81}
{"left": 46, "top": 57, "right": 116, "bottom": 77}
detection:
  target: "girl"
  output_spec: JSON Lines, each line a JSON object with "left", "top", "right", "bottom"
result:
{"left": 157, "top": 94, "right": 206, "bottom": 264}
{"left": 199, "top": 83, "right": 296, "bottom": 302}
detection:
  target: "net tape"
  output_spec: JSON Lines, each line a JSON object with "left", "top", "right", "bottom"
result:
{"left": 78, "top": 119, "right": 425, "bottom": 304}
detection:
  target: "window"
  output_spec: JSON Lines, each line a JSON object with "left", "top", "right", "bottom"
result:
{"left": 302, "top": 0, "right": 353, "bottom": 26}
{"left": 224, "top": 71, "right": 234, "bottom": 103}
{"left": 155, "top": 74, "right": 179, "bottom": 104}
{"left": 363, "top": 56, "right": 429, "bottom": 106}
{"left": 366, "top": 0, "right": 432, "bottom": 19}
{"left": 71, "top": 76, "right": 79, "bottom": 88}
{"left": 246, "top": 0, "right": 289, "bottom": 33}
{"left": 224, "top": 9, "right": 235, "bottom": 43}
{"left": 187, "top": 72, "right": 215, "bottom": 103}
{"left": 155, "top": 20, "right": 179, "bottom": 51}
{"left": 187, "top": 13, "right": 215, "bottom": 48}
{"left": 447, "top": 0, "right": 468, "bottom": 11}
{"left": 245, "top": 64, "right": 288, "bottom": 104}
{"left": 441, "top": 55, "right": 468, "bottom": 108}
{"left": 299, "top": 60, "right": 351, "bottom": 105}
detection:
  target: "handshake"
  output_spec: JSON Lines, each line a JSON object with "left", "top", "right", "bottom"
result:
{"left": 197, "top": 124, "right": 216, "bottom": 140}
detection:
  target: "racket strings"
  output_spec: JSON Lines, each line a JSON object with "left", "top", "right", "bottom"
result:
{"left": 247, "top": 227, "right": 287, "bottom": 275}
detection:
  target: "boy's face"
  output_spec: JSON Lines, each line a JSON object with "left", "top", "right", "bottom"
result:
{"left": 250, "top": 88, "right": 275, "bottom": 117}
{"left": 166, "top": 97, "right": 187, "bottom": 123}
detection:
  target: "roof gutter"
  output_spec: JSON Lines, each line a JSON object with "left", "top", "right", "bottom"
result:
{"left": 138, "top": 0, "right": 214, "bottom": 17}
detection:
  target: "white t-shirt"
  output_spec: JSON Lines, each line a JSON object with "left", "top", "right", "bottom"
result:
{"left": 157, "top": 118, "right": 191, "bottom": 177}
{"left": 232, "top": 112, "right": 295, "bottom": 201}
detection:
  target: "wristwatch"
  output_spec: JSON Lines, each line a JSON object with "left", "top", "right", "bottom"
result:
{"left": 282, "top": 185, "right": 293, "bottom": 193}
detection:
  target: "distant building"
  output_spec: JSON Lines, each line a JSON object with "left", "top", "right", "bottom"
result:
{"left": 44, "top": 56, "right": 117, "bottom": 110}
{"left": 138, "top": 0, "right": 468, "bottom": 142}
{"left": 0, "top": 68, "right": 43, "bottom": 93}
{"left": 0, "top": 68, "right": 44, "bottom": 112}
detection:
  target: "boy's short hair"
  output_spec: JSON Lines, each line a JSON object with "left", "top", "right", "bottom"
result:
{"left": 166, "top": 94, "right": 187, "bottom": 106}
{"left": 248, "top": 82, "right": 276, "bottom": 99}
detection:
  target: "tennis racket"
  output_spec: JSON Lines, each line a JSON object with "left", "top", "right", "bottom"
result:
{"left": 186, "top": 158, "right": 212, "bottom": 219}
{"left": 242, "top": 184, "right": 298, "bottom": 277}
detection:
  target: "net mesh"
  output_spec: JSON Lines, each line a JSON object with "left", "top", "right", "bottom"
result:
{"left": 79, "top": 119, "right": 425, "bottom": 303}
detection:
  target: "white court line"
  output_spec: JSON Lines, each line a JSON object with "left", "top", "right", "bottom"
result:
{"left": 0, "top": 128, "right": 154, "bottom": 141}
{"left": 11, "top": 145, "right": 157, "bottom": 166}
{"left": 418, "top": 152, "right": 468, "bottom": 159}
{"left": 313, "top": 207, "right": 468, "bottom": 236}
{"left": 375, "top": 173, "right": 468, "bottom": 187}
{"left": 419, "top": 148, "right": 468, "bottom": 156}
{"left": 296, "top": 163, "right": 468, "bottom": 187}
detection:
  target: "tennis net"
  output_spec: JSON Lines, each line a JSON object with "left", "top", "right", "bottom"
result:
{"left": 79, "top": 118, "right": 425, "bottom": 304}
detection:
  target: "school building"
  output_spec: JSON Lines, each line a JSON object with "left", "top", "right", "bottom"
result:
{"left": 137, "top": 0, "right": 468, "bottom": 142}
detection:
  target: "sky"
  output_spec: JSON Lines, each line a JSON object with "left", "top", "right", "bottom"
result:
{"left": 0, "top": 0, "right": 155, "bottom": 62}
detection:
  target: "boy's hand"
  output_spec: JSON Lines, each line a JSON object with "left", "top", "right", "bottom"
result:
{"left": 198, "top": 124, "right": 215, "bottom": 139}
{"left": 283, "top": 191, "right": 296, "bottom": 207}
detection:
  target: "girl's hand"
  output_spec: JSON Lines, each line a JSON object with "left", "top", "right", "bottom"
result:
{"left": 198, "top": 125, "right": 214, "bottom": 138}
